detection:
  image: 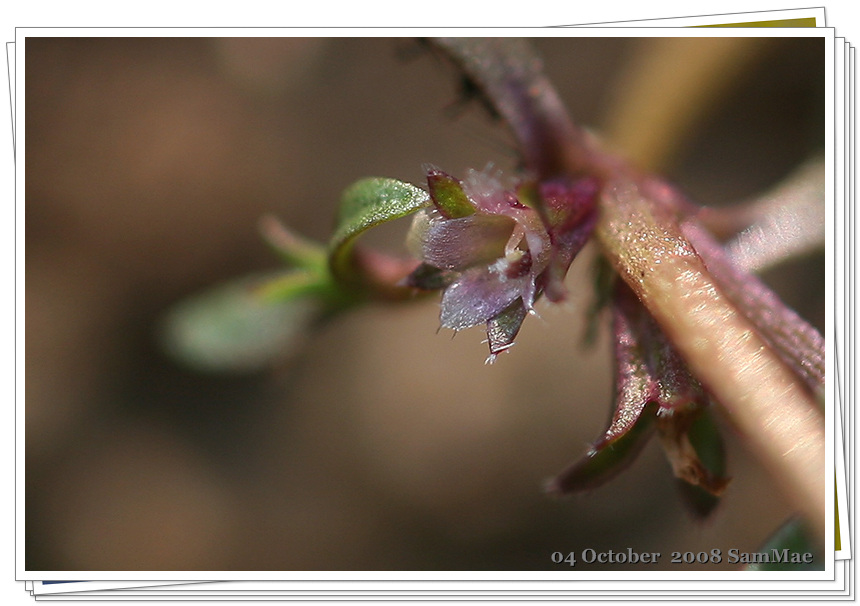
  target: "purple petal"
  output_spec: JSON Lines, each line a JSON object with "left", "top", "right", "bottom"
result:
{"left": 408, "top": 211, "right": 515, "bottom": 271}
{"left": 440, "top": 267, "right": 525, "bottom": 330}
{"left": 461, "top": 167, "right": 517, "bottom": 215}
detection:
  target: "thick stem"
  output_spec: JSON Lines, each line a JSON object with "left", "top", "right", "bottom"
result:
{"left": 596, "top": 180, "right": 825, "bottom": 539}
{"left": 430, "top": 37, "right": 827, "bottom": 541}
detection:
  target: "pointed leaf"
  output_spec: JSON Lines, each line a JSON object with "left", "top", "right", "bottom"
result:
{"left": 426, "top": 167, "right": 476, "bottom": 218}
{"left": 674, "top": 408, "right": 729, "bottom": 519}
{"left": 485, "top": 298, "right": 528, "bottom": 362}
{"left": 600, "top": 283, "right": 705, "bottom": 448}
{"left": 603, "top": 290, "right": 655, "bottom": 446}
{"left": 546, "top": 404, "right": 657, "bottom": 495}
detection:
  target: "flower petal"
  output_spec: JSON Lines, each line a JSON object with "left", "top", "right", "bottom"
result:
{"left": 439, "top": 267, "right": 525, "bottom": 330}
{"left": 407, "top": 211, "right": 515, "bottom": 271}
{"left": 461, "top": 166, "right": 518, "bottom": 215}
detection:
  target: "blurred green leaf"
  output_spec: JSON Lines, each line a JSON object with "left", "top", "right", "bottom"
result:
{"left": 686, "top": 407, "right": 726, "bottom": 477}
{"left": 259, "top": 214, "right": 329, "bottom": 271}
{"left": 745, "top": 518, "right": 823, "bottom": 571}
{"left": 162, "top": 273, "right": 320, "bottom": 374}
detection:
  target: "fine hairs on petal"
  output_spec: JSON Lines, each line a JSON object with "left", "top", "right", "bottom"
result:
{"left": 484, "top": 342, "right": 513, "bottom": 365}
{"left": 461, "top": 164, "right": 506, "bottom": 212}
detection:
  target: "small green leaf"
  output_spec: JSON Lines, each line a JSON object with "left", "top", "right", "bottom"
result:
{"left": 161, "top": 273, "right": 319, "bottom": 374}
{"left": 674, "top": 408, "right": 729, "bottom": 518}
{"left": 426, "top": 167, "right": 475, "bottom": 218}
{"left": 329, "top": 178, "right": 430, "bottom": 286}
{"left": 255, "top": 267, "right": 356, "bottom": 312}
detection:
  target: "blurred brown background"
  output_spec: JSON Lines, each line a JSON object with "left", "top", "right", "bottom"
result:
{"left": 26, "top": 36, "right": 825, "bottom": 571}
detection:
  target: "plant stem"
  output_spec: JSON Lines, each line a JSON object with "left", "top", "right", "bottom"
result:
{"left": 430, "top": 37, "right": 827, "bottom": 541}
{"left": 597, "top": 179, "right": 825, "bottom": 539}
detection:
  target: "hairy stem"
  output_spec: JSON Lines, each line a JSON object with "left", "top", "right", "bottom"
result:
{"left": 597, "top": 180, "right": 825, "bottom": 539}
{"left": 429, "top": 37, "right": 826, "bottom": 540}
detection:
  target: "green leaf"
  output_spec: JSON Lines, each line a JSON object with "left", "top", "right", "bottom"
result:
{"left": 255, "top": 267, "right": 356, "bottom": 312}
{"left": 546, "top": 404, "right": 657, "bottom": 494}
{"left": 744, "top": 518, "right": 823, "bottom": 571}
{"left": 674, "top": 408, "right": 728, "bottom": 519}
{"left": 161, "top": 273, "right": 319, "bottom": 374}
{"left": 329, "top": 177, "right": 430, "bottom": 285}
{"left": 686, "top": 407, "right": 726, "bottom": 478}
{"left": 426, "top": 168, "right": 475, "bottom": 218}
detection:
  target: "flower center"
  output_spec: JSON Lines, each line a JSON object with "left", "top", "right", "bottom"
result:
{"left": 489, "top": 248, "right": 532, "bottom": 282}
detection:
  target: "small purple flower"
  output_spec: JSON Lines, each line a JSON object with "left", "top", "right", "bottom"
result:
{"left": 406, "top": 166, "right": 598, "bottom": 360}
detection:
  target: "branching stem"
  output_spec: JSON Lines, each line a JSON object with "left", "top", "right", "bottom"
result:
{"left": 429, "top": 37, "right": 826, "bottom": 541}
